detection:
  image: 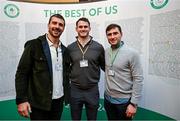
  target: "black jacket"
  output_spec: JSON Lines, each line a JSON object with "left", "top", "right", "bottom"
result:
{"left": 15, "top": 34, "right": 70, "bottom": 111}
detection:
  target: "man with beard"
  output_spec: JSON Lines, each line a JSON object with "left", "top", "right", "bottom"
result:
{"left": 67, "top": 17, "right": 105, "bottom": 120}
{"left": 15, "top": 14, "right": 69, "bottom": 120}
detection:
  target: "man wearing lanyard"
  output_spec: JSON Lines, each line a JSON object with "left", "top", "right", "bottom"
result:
{"left": 15, "top": 14, "right": 69, "bottom": 120}
{"left": 104, "top": 24, "right": 143, "bottom": 120}
{"left": 67, "top": 17, "right": 105, "bottom": 120}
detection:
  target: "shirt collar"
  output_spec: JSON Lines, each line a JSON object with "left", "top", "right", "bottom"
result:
{"left": 46, "top": 33, "right": 61, "bottom": 47}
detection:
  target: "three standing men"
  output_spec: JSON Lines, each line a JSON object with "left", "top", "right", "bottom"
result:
{"left": 15, "top": 14, "right": 143, "bottom": 120}
{"left": 15, "top": 14, "right": 69, "bottom": 120}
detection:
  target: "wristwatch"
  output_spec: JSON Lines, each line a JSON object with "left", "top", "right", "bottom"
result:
{"left": 130, "top": 102, "right": 137, "bottom": 108}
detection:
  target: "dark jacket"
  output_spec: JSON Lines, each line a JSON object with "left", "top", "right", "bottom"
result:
{"left": 15, "top": 34, "right": 70, "bottom": 111}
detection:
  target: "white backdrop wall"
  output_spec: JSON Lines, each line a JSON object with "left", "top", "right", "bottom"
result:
{"left": 0, "top": 0, "right": 180, "bottom": 120}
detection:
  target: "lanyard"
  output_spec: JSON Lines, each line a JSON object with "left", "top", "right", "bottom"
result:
{"left": 77, "top": 41, "right": 90, "bottom": 60}
{"left": 110, "top": 41, "right": 124, "bottom": 66}
{"left": 55, "top": 47, "right": 61, "bottom": 61}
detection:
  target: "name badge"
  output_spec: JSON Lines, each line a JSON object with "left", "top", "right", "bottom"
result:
{"left": 80, "top": 60, "right": 88, "bottom": 67}
{"left": 108, "top": 69, "right": 115, "bottom": 76}
{"left": 55, "top": 63, "right": 62, "bottom": 71}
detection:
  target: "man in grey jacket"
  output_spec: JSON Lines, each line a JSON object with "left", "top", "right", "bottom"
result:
{"left": 104, "top": 23, "right": 143, "bottom": 120}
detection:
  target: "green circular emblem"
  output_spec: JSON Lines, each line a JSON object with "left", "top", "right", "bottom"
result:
{"left": 4, "top": 4, "right": 20, "bottom": 18}
{"left": 150, "top": 0, "right": 168, "bottom": 9}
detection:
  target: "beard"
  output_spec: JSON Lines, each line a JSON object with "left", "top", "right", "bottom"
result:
{"left": 49, "top": 28, "right": 62, "bottom": 38}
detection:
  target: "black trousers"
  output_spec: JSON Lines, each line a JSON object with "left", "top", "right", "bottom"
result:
{"left": 70, "top": 97, "right": 99, "bottom": 121}
{"left": 104, "top": 98, "right": 132, "bottom": 121}
{"left": 30, "top": 97, "right": 64, "bottom": 120}
{"left": 70, "top": 84, "right": 99, "bottom": 121}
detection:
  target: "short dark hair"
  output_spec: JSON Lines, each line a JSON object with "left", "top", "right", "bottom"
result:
{"left": 76, "top": 17, "right": 90, "bottom": 27}
{"left": 48, "top": 14, "right": 65, "bottom": 26}
{"left": 106, "top": 24, "right": 122, "bottom": 34}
